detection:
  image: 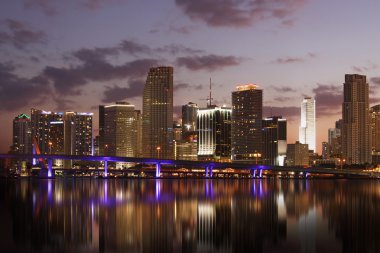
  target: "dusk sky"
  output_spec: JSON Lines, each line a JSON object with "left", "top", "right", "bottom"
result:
{"left": 1, "top": 0, "right": 380, "bottom": 153}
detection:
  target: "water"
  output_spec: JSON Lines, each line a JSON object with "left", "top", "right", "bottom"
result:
{"left": 0, "top": 178, "right": 379, "bottom": 253}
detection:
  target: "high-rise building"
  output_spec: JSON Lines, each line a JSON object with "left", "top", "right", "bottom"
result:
{"left": 299, "top": 97, "right": 316, "bottom": 152}
{"left": 328, "top": 127, "right": 341, "bottom": 158}
{"left": 342, "top": 74, "right": 371, "bottom": 165}
{"left": 182, "top": 102, "right": 198, "bottom": 140}
{"left": 142, "top": 66, "right": 174, "bottom": 159}
{"left": 197, "top": 106, "right": 232, "bottom": 161}
{"left": 98, "top": 105, "right": 105, "bottom": 155}
{"left": 12, "top": 113, "right": 32, "bottom": 154}
{"left": 371, "top": 105, "right": 380, "bottom": 153}
{"left": 173, "top": 121, "right": 182, "bottom": 142}
{"left": 231, "top": 84, "right": 262, "bottom": 161}
{"left": 31, "top": 109, "right": 93, "bottom": 160}
{"left": 104, "top": 102, "right": 139, "bottom": 161}
{"left": 322, "top": 142, "right": 330, "bottom": 159}
{"left": 262, "top": 116, "right": 287, "bottom": 166}
{"left": 286, "top": 141, "right": 309, "bottom": 166}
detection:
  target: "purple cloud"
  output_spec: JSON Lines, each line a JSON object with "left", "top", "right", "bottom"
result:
{"left": 0, "top": 19, "right": 46, "bottom": 49}
{"left": 271, "top": 86, "right": 297, "bottom": 93}
{"left": 102, "top": 79, "right": 145, "bottom": 103}
{"left": 0, "top": 62, "right": 50, "bottom": 111}
{"left": 177, "top": 54, "right": 243, "bottom": 71}
{"left": 24, "top": 0, "right": 58, "bottom": 16}
{"left": 312, "top": 84, "right": 342, "bottom": 117}
{"left": 263, "top": 106, "right": 299, "bottom": 119}
{"left": 175, "top": 0, "right": 307, "bottom": 28}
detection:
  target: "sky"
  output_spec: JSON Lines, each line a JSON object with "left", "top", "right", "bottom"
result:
{"left": 1, "top": 0, "right": 380, "bottom": 154}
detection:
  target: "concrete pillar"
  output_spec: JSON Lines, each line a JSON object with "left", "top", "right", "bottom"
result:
{"left": 259, "top": 169, "right": 263, "bottom": 178}
{"left": 205, "top": 166, "right": 209, "bottom": 178}
{"left": 156, "top": 163, "right": 161, "bottom": 178}
{"left": 209, "top": 165, "right": 213, "bottom": 178}
{"left": 47, "top": 159, "right": 53, "bottom": 178}
{"left": 104, "top": 160, "right": 108, "bottom": 177}
{"left": 253, "top": 169, "right": 257, "bottom": 178}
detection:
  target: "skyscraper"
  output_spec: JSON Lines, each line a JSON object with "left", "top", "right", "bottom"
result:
{"left": 31, "top": 109, "right": 93, "bottom": 157}
{"left": 231, "top": 84, "right": 262, "bottom": 161}
{"left": 104, "top": 102, "right": 139, "bottom": 160}
{"left": 371, "top": 105, "right": 380, "bottom": 153}
{"left": 299, "top": 97, "right": 316, "bottom": 152}
{"left": 142, "top": 66, "right": 174, "bottom": 159}
{"left": 12, "top": 113, "right": 32, "bottom": 154}
{"left": 197, "top": 106, "right": 231, "bottom": 161}
{"left": 182, "top": 102, "right": 198, "bottom": 140}
{"left": 262, "top": 116, "right": 287, "bottom": 166}
{"left": 342, "top": 74, "right": 371, "bottom": 165}
{"left": 98, "top": 105, "right": 105, "bottom": 155}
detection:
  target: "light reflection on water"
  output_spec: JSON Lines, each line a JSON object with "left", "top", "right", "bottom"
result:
{"left": 1, "top": 179, "right": 380, "bottom": 252}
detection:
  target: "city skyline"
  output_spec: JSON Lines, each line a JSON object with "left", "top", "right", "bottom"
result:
{"left": 2, "top": 1, "right": 380, "bottom": 154}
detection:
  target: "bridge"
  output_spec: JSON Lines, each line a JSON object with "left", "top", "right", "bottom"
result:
{"left": 0, "top": 153, "right": 374, "bottom": 179}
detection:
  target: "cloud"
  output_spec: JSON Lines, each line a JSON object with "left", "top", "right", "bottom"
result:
{"left": 24, "top": 0, "right": 58, "bottom": 16}
{"left": 43, "top": 57, "right": 159, "bottom": 95}
{"left": 0, "top": 62, "right": 49, "bottom": 111}
{"left": 370, "top": 77, "right": 380, "bottom": 85}
{"left": 177, "top": 54, "right": 243, "bottom": 71}
{"left": 312, "top": 84, "right": 342, "bottom": 117}
{"left": 275, "top": 57, "right": 304, "bottom": 64}
{"left": 102, "top": 79, "right": 145, "bottom": 103}
{"left": 263, "top": 106, "right": 299, "bottom": 119}
{"left": 157, "top": 44, "right": 204, "bottom": 55}
{"left": 175, "top": 0, "right": 307, "bottom": 28}
{"left": 271, "top": 86, "right": 297, "bottom": 93}
{"left": 352, "top": 63, "right": 379, "bottom": 73}
{"left": 168, "top": 25, "right": 196, "bottom": 34}
{"left": 0, "top": 19, "right": 47, "bottom": 49}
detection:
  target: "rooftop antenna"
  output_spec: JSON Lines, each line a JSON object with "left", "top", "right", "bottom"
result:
{"left": 209, "top": 78, "right": 212, "bottom": 107}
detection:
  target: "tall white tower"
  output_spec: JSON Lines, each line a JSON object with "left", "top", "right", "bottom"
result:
{"left": 299, "top": 97, "right": 316, "bottom": 152}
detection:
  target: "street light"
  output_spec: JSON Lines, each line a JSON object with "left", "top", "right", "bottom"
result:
{"left": 48, "top": 141, "right": 52, "bottom": 154}
{"left": 156, "top": 146, "right": 161, "bottom": 159}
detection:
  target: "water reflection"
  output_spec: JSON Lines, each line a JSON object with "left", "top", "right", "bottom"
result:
{"left": 1, "top": 179, "right": 380, "bottom": 252}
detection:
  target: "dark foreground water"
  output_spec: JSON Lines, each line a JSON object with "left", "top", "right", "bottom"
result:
{"left": 0, "top": 179, "right": 379, "bottom": 253}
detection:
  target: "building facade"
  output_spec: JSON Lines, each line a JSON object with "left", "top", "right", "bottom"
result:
{"left": 231, "top": 84, "right": 262, "bottom": 161}
{"left": 197, "top": 106, "right": 231, "bottom": 161}
{"left": 104, "top": 102, "right": 139, "bottom": 160}
{"left": 286, "top": 141, "right": 309, "bottom": 166}
{"left": 342, "top": 74, "right": 371, "bottom": 165}
{"left": 262, "top": 116, "right": 287, "bottom": 166}
{"left": 299, "top": 97, "right": 316, "bottom": 152}
{"left": 142, "top": 66, "right": 174, "bottom": 159}
{"left": 182, "top": 102, "right": 198, "bottom": 140}
{"left": 12, "top": 113, "right": 32, "bottom": 154}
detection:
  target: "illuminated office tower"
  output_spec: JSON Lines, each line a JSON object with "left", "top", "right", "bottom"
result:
{"left": 231, "top": 84, "right": 262, "bottom": 161}
{"left": 142, "top": 66, "right": 173, "bottom": 159}
{"left": 31, "top": 109, "right": 93, "bottom": 159}
{"left": 182, "top": 102, "right": 198, "bottom": 140}
{"left": 31, "top": 108, "right": 64, "bottom": 154}
{"left": 342, "top": 74, "right": 371, "bottom": 165}
{"left": 64, "top": 112, "right": 93, "bottom": 156}
{"left": 371, "top": 105, "right": 380, "bottom": 153}
{"left": 98, "top": 105, "right": 105, "bottom": 155}
{"left": 299, "top": 97, "right": 316, "bottom": 152}
{"left": 197, "top": 106, "right": 231, "bottom": 161}
{"left": 262, "top": 116, "right": 287, "bottom": 166}
{"left": 12, "top": 113, "right": 32, "bottom": 154}
{"left": 104, "top": 102, "right": 139, "bottom": 161}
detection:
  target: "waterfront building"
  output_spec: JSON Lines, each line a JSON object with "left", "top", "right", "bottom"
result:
{"left": 322, "top": 142, "right": 330, "bottom": 159}
{"left": 98, "top": 105, "right": 105, "bottom": 155}
{"left": 342, "top": 74, "right": 371, "bottom": 165}
{"left": 31, "top": 109, "right": 93, "bottom": 166}
{"left": 173, "top": 121, "right": 182, "bottom": 141}
{"left": 299, "top": 97, "right": 316, "bottom": 152}
{"left": 104, "top": 102, "right": 139, "bottom": 163}
{"left": 262, "top": 116, "right": 287, "bottom": 166}
{"left": 197, "top": 105, "right": 232, "bottom": 161}
{"left": 231, "top": 84, "right": 262, "bottom": 161}
{"left": 328, "top": 128, "right": 341, "bottom": 158}
{"left": 182, "top": 102, "right": 198, "bottom": 140}
{"left": 174, "top": 140, "right": 198, "bottom": 161}
{"left": 142, "top": 66, "right": 174, "bottom": 159}
{"left": 12, "top": 113, "right": 32, "bottom": 154}
{"left": 286, "top": 141, "right": 309, "bottom": 166}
